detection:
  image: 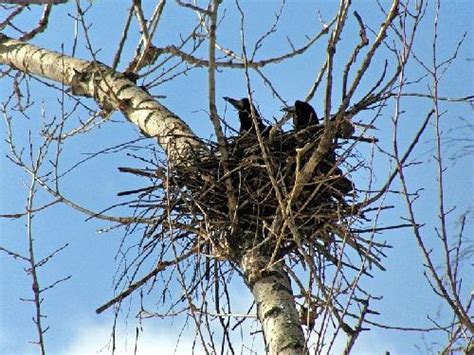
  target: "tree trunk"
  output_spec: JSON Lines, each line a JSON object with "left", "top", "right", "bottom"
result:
{"left": 241, "top": 251, "right": 306, "bottom": 355}
{"left": 0, "top": 34, "right": 306, "bottom": 353}
{"left": 0, "top": 34, "right": 203, "bottom": 162}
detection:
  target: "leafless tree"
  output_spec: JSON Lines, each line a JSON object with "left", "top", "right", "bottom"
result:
{"left": 0, "top": 1, "right": 472, "bottom": 354}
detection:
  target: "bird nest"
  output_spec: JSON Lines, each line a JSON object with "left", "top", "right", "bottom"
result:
{"left": 119, "top": 124, "right": 386, "bottom": 273}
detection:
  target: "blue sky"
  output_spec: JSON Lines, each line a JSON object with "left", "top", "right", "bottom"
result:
{"left": 1, "top": 1, "right": 473, "bottom": 354}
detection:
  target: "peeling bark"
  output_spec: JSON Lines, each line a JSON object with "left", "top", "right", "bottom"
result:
{"left": 0, "top": 34, "right": 306, "bottom": 353}
{"left": 0, "top": 34, "right": 204, "bottom": 161}
{"left": 241, "top": 252, "right": 306, "bottom": 355}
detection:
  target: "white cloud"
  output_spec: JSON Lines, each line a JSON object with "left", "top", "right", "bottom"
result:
{"left": 58, "top": 320, "right": 202, "bottom": 355}
{"left": 55, "top": 314, "right": 403, "bottom": 355}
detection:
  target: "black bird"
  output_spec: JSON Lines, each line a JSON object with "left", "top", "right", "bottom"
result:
{"left": 283, "top": 100, "right": 319, "bottom": 131}
{"left": 224, "top": 96, "right": 268, "bottom": 135}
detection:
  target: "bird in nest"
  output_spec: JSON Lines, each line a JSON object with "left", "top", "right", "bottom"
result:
{"left": 283, "top": 100, "right": 319, "bottom": 131}
{"left": 224, "top": 96, "right": 269, "bottom": 136}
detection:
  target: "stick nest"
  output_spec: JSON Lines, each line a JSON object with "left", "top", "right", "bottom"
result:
{"left": 122, "top": 126, "right": 386, "bottom": 271}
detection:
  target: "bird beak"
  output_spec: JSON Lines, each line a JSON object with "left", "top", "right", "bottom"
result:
{"left": 223, "top": 96, "right": 244, "bottom": 110}
{"left": 281, "top": 105, "right": 296, "bottom": 113}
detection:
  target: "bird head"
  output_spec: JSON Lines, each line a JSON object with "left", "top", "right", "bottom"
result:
{"left": 283, "top": 100, "right": 319, "bottom": 129}
{"left": 223, "top": 97, "right": 251, "bottom": 113}
{"left": 224, "top": 96, "right": 266, "bottom": 134}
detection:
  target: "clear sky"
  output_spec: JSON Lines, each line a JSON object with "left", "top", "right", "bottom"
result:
{"left": 1, "top": 1, "right": 473, "bottom": 354}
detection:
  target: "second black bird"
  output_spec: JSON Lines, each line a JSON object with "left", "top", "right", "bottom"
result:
{"left": 284, "top": 100, "right": 319, "bottom": 131}
{"left": 224, "top": 96, "right": 268, "bottom": 135}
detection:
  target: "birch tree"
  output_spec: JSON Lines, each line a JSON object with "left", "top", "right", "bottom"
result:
{"left": 1, "top": 1, "right": 472, "bottom": 354}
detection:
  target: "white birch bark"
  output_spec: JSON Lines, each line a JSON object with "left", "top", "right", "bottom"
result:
{"left": 0, "top": 34, "right": 306, "bottom": 354}
{"left": 0, "top": 34, "right": 203, "bottom": 162}
{"left": 242, "top": 252, "right": 306, "bottom": 355}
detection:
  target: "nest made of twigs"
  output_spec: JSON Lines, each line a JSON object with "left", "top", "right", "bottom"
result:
{"left": 120, "top": 125, "right": 386, "bottom": 271}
